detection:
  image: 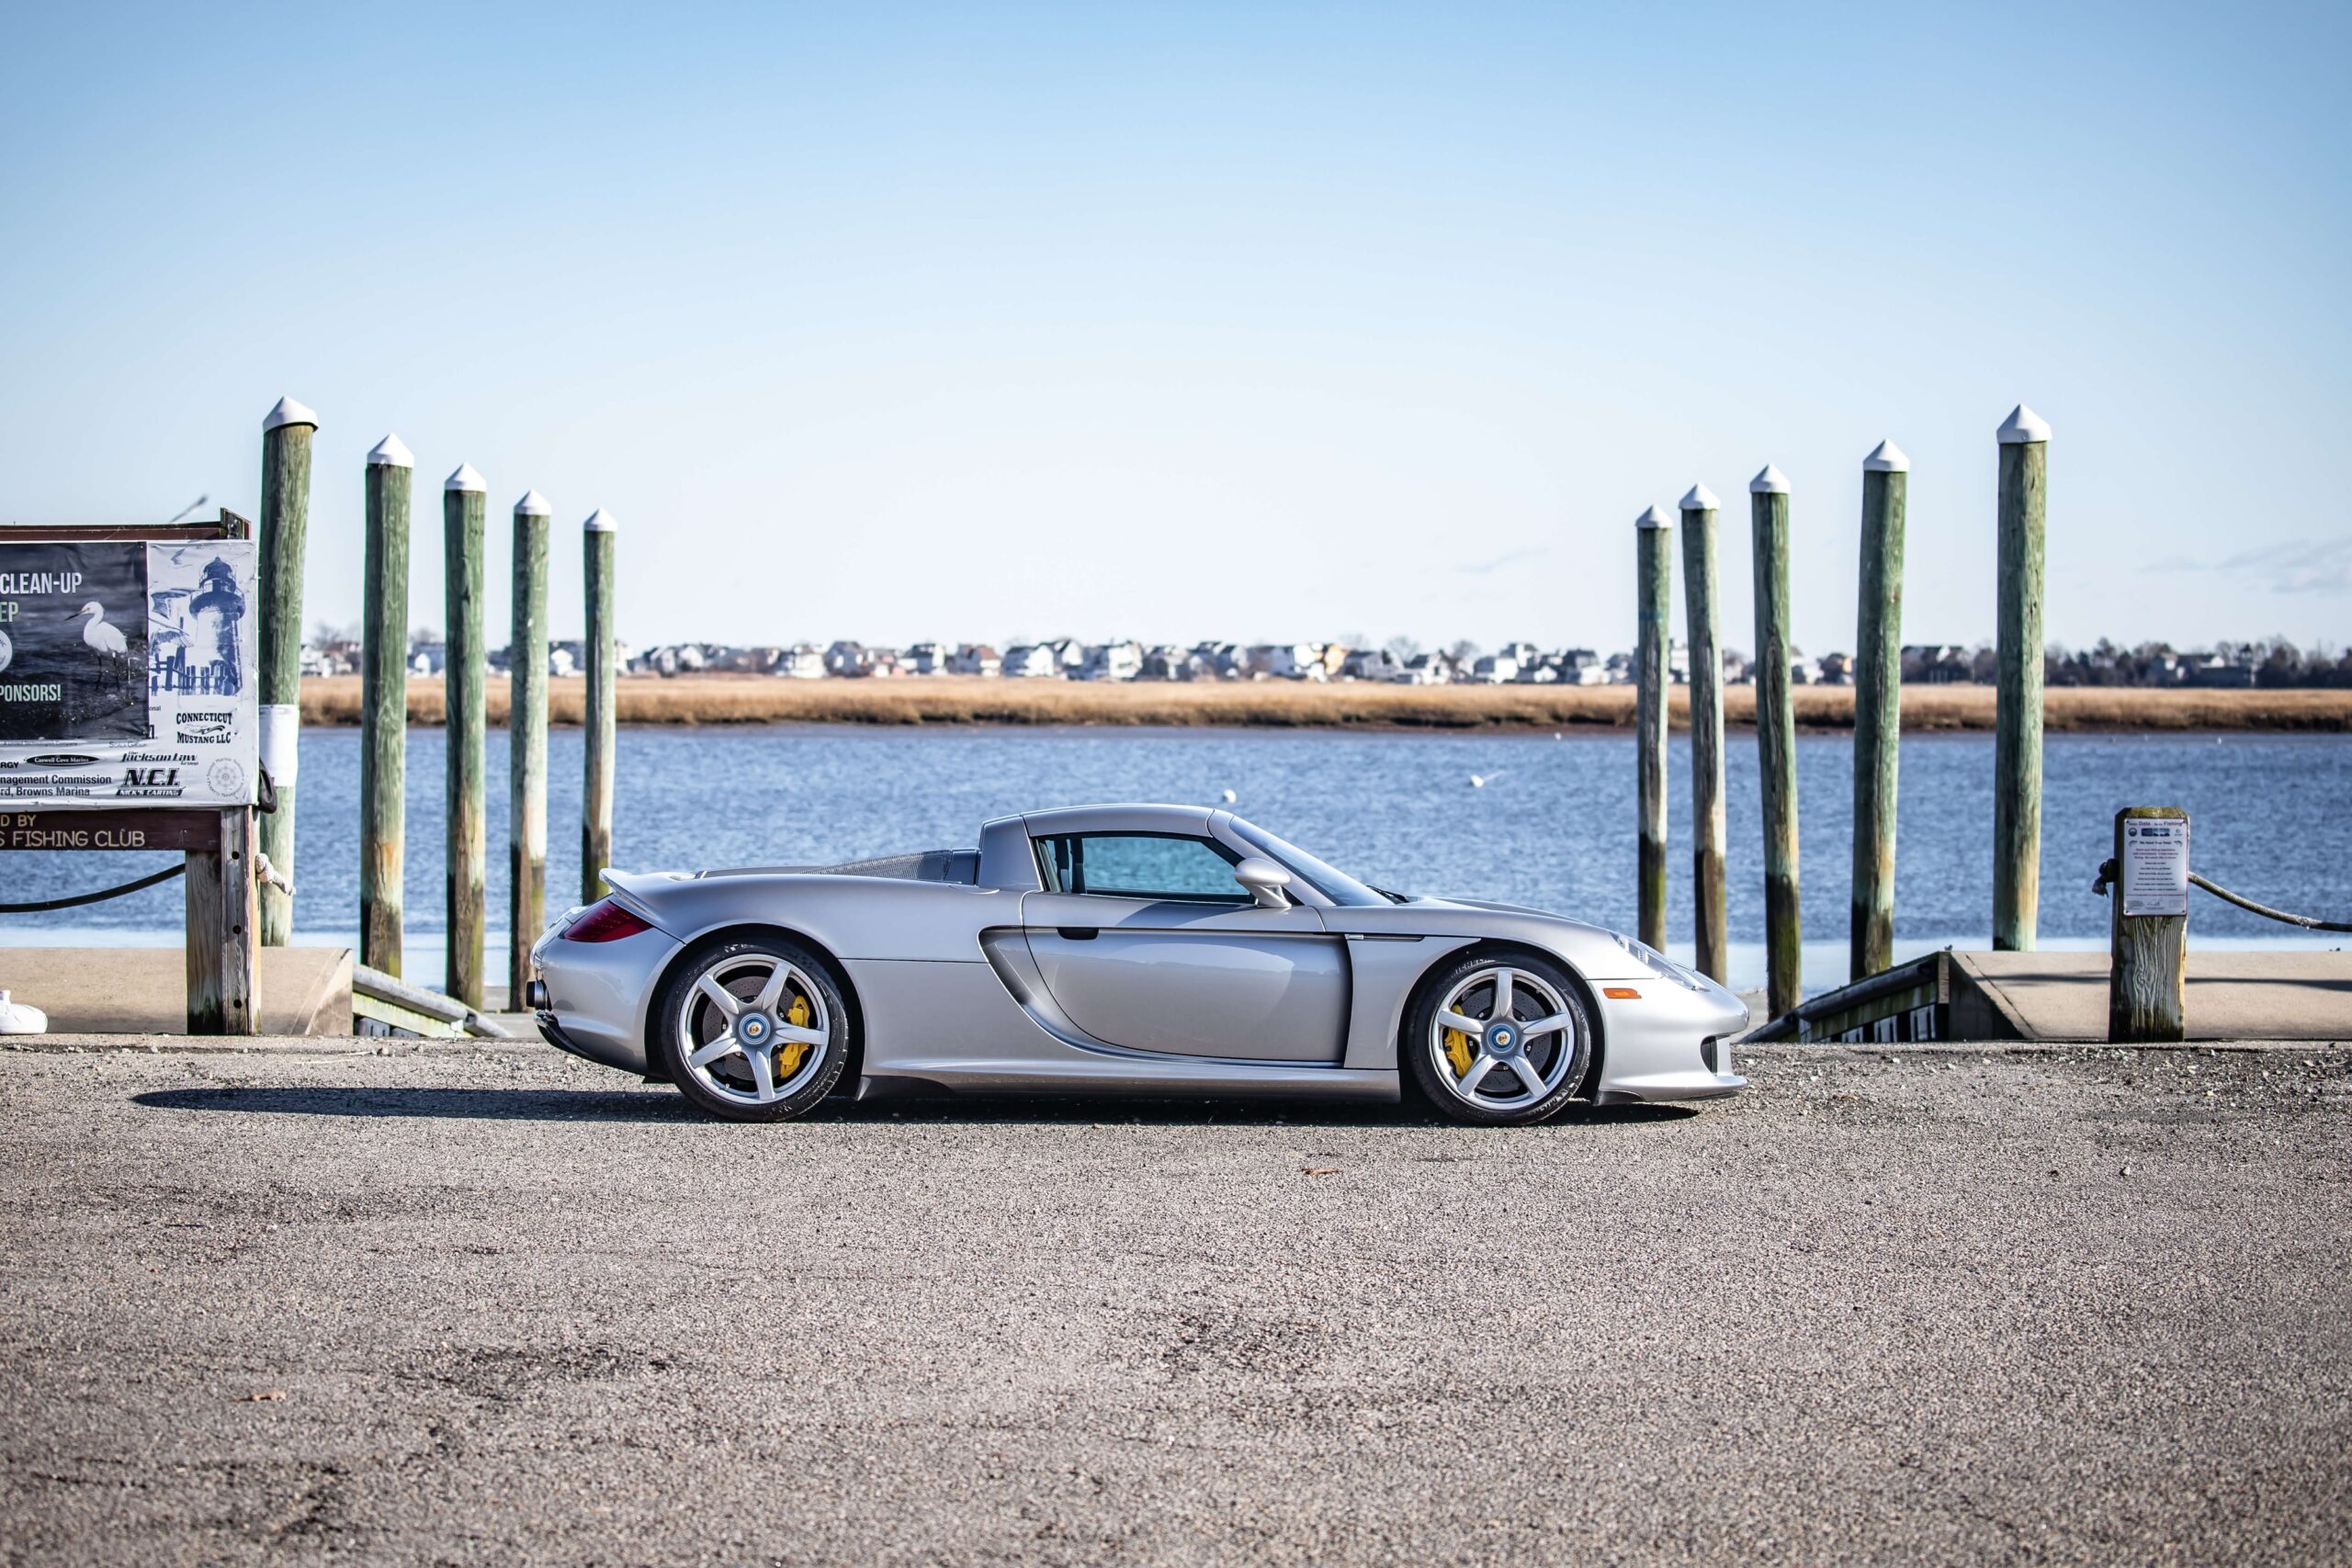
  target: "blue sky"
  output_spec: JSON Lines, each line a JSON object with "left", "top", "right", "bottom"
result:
{"left": 3, "top": 2, "right": 2346, "bottom": 657}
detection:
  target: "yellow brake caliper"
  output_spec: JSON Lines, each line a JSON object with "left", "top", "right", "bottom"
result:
{"left": 775, "top": 994, "right": 814, "bottom": 1079}
{"left": 1443, "top": 1024, "right": 1475, "bottom": 1078}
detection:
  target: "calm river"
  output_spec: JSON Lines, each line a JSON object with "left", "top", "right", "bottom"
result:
{"left": 6, "top": 727, "right": 2346, "bottom": 997}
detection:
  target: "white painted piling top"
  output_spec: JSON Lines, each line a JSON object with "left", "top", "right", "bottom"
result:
{"left": 1750, "top": 464, "right": 1791, "bottom": 494}
{"left": 514, "top": 490, "right": 552, "bottom": 517}
{"left": 367, "top": 434, "right": 414, "bottom": 468}
{"left": 582, "top": 508, "right": 618, "bottom": 533}
{"left": 1863, "top": 439, "right": 1909, "bottom": 473}
{"left": 445, "top": 463, "right": 487, "bottom": 493}
{"left": 1635, "top": 504, "right": 1671, "bottom": 529}
{"left": 1679, "top": 483, "right": 1720, "bottom": 513}
{"left": 1997, "top": 403, "right": 2051, "bottom": 444}
{"left": 263, "top": 396, "right": 318, "bottom": 433}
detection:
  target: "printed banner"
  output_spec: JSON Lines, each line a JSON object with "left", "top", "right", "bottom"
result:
{"left": 0, "top": 538, "right": 259, "bottom": 807}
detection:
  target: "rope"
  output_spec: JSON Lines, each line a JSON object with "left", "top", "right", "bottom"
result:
{"left": 2095, "top": 857, "right": 2351, "bottom": 932}
{"left": 0, "top": 863, "right": 186, "bottom": 914}
{"left": 2188, "top": 873, "right": 2352, "bottom": 933}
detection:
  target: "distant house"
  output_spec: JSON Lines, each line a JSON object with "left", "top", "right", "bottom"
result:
{"left": 2183, "top": 656, "right": 2256, "bottom": 688}
{"left": 1815, "top": 651, "right": 1853, "bottom": 686}
{"left": 1079, "top": 641, "right": 1143, "bottom": 682}
{"left": 905, "top": 641, "right": 947, "bottom": 675}
{"left": 824, "top": 640, "right": 869, "bottom": 677}
{"left": 1471, "top": 651, "right": 1520, "bottom": 683}
{"left": 1553, "top": 649, "right": 1606, "bottom": 685}
{"left": 548, "top": 644, "right": 578, "bottom": 678}
{"left": 1002, "top": 644, "right": 1060, "bottom": 678}
{"left": 947, "top": 644, "right": 1001, "bottom": 678}
{"left": 1396, "top": 653, "right": 1451, "bottom": 685}
{"left": 777, "top": 644, "right": 827, "bottom": 679}
{"left": 1902, "top": 644, "right": 1973, "bottom": 683}
{"left": 1602, "top": 651, "right": 1634, "bottom": 684}
{"left": 1340, "top": 648, "right": 1402, "bottom": 682}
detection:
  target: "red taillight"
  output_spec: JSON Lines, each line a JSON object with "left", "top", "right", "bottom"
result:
{"left": 564, "top": 899, "right": 652, "bottom": 942}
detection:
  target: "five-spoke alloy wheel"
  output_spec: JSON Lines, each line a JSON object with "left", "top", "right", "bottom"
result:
{"left": 653, "top": 937, "right": 850, "bottom": 1121}
{"left": 1404, "top": 951, "right": 1591, "bottom": 1125}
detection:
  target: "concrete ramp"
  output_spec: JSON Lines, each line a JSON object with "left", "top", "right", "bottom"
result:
{"left": 1747, "top": 949, "right": 2351, "bottom": 1044}
{"left": 0, "top": 947, "right": 353, "bottom": 1035}
{"left": 1956, "top": 950, "right": 2352, "bottom": 1043}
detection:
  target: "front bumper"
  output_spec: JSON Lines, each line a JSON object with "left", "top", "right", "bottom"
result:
{"left": 1591, "top": 977, "right": 1751, "bottom": 1103}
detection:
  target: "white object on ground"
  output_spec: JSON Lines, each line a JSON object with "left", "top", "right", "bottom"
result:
{"left": 0, "top": 990, "right": 46, "bottom": 1035}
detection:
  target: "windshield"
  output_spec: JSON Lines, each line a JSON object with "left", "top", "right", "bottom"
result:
{"left": 1225, "top": 818, "right": 1390, "bottom": 908}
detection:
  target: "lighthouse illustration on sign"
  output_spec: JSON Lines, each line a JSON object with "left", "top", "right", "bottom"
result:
{"left": 150, "top": 556, "right": 246, "bottom": 697}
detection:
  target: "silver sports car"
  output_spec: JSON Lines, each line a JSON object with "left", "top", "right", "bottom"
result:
{"left": 527, "top": 804, "right": 1747, "bottom": 1124}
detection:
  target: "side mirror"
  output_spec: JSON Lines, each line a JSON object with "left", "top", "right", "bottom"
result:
{"left": 1233, "top": 856, "right": 1293, "bottom": 909}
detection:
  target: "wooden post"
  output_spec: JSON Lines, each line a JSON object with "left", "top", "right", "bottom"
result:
{"left": 1749, "top": 464, "right": 1801, "bottom": 1017}
{"left": 255, "top": 396, "right": 316, "bottom": 948}
{"left": 2109, "top": 807, "right": 2188, "bottom": 1041}
{"left": 186, "top": 807, "right": 258, "bottom": 1034}
{"left": 582, "top": 509, "right": 618, "bottom": 902}
{"left": 1678, "top": 484, "right": 1727, "bottom": 982}
{"left": 1995, "top": 405, "right": 2052, "bottom": 952}
{"left": 1634, "top": 503, "right": 1672, "bottom": 950}
{"left": 509, "top": 490, "right": 552, "bottom": 1000}
{"left": 1850, "top": 439, "right": 1907, "bottom": 981}
{"left": 361, "top": 434, "right": 413, "bottom": 976}
{"left": 443, "top": 465, "right": 489, "bottom": 1008}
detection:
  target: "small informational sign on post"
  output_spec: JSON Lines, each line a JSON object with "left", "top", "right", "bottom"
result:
{"left": 2121, "top": 815, "right": 2189, "bottom": 918}
{"left": 0, "top": 537, "right": 258, "bottom": 807}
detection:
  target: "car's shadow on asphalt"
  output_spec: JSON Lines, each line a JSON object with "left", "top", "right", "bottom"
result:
{"left": 130, "top": 1086, "right": 1696, "bottom": 1129}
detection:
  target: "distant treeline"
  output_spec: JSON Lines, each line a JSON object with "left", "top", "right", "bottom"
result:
{"left": 1904, "top": 637, "right": 2352, "bottom": 689}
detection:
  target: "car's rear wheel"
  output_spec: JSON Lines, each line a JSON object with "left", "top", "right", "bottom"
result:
{"left": 1405, "top": 952, "right": 1590, "bottom": 1126}
{"left": 653, "top": 938, "right": 850, "bottom": 1122}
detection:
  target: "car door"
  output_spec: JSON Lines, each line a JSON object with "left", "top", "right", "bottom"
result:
{"left": 1021, "top": 829, "right": 1349, "bottom": 1064}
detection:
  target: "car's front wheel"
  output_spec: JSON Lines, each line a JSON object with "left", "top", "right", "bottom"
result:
{"left": 1405, "top": 951, "right": 1591, "bottom": 1126}
{"left": 652, "top": 938, "right": 850, "bottom": 1122}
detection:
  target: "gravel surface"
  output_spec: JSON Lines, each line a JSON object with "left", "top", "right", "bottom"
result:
{"left": 3, "top": 1039, "right": 2348, "bottom": 1565}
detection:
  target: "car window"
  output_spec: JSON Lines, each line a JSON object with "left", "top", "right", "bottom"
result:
{"left": 1035, "top": 833, "right": 1245, "bottom": 902}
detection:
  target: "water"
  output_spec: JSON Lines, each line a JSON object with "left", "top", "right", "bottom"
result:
{"left": 6, "top": 727, "right": 2346, "bottom": 996}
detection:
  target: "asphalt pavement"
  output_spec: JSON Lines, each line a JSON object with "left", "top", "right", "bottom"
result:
{"left": 2, "top": 1038, "right": 2348, "bottom": 1565}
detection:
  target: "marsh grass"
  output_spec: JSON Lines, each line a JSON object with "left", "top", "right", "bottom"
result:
{"left": 300, "top": 675, "right": 2351, "bottom": 733}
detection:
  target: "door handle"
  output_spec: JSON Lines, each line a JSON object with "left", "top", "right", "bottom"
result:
{"left": 1056, "top": 927, "right": 1100, "bottom": 941}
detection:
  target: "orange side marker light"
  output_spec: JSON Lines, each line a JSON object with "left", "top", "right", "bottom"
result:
{"left": 1601, "top": 987, "right": 1642, "bottom": 999}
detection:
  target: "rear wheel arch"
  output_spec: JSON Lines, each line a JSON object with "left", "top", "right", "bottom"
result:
{"left": 646, "top": 923, "right": 865, "bottom": 1091}
{"left": 1398, "top": 939, "right": 1607, "bottom": 1105}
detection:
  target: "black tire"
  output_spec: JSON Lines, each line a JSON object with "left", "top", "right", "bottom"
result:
{"left": 1403, "top": 949, "right": 1592, "bottom": 1126}
{"left": 651, "top": 937, "right": 852, "bottom": 1122}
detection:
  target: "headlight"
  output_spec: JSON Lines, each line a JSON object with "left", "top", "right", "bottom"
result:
{"left": 1609, "top": 931, "right": 1711, "bottom": 993}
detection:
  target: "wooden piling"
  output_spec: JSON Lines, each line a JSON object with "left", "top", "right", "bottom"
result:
{"left": 443, "top": 465, "right": 489, "bottom": 1008}
{"left": 1995, "top": 404, "right": 2051, "bottom": 952}
{"left": 509, "top": 490, "right": 552, "bottom": 1000}
{"left": 1634, "top": 504, "right": 1672, "bottom": 950}
{"left": 1749, "top": 464, "right": 1801, "bottom": 1017}
{"left": 186, "top": 806, "right": 259, "bottom": 1034}
{"left": 582, "top": 509, "right": 618, "bottom": 902}
{"left": 2108, "top": 807, "right": 2188, "bottom": 1042}
{"left": 360, "top": 434, "right": 413, "bottom": 976}
{"left": 1679, "top": 484, "right": 1727, "bottom": 982}
{"left": 255, "top": 397, "right": 316, "bottom": 948}
{"left": 1850, "top": 439, "right": 1907, "bottom": 981}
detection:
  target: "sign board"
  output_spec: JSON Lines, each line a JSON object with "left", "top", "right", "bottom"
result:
{"left": 2120, "top": 815, "right": 2189, "bottom": 918}
{"left": 0, "top": 538, "right": 258, "bottom": 807}
{"left": 3, "top": 808, "right": 223, "bottom": 852}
